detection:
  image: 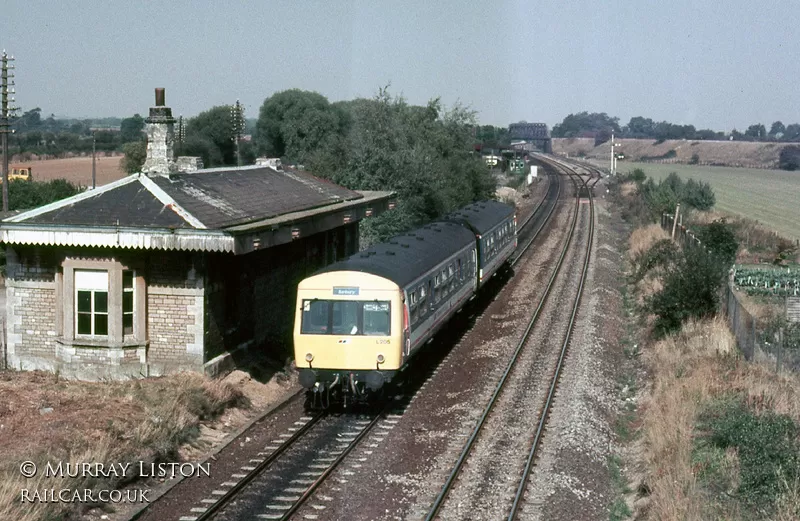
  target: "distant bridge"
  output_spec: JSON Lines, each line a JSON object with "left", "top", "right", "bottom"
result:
{"left": 508, "top": 122, "right": 551, "bottom": 153}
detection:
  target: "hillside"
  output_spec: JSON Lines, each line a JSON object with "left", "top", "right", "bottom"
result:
{"left": 553, "top": 137, "right": 796, "bottom": 169}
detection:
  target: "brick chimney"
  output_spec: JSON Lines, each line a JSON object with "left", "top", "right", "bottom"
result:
{"left": 142, "top": 88, "right": 176, "bottom": 175}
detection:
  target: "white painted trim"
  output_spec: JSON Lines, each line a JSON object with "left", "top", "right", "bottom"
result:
{"left": 3, "top": 175, "right": 140, "bottom": 223}
{"left": 0, "top": 227, "right": 234, "bottom": 252}
{"left": 138, "top": 175, "right": 207, "bottom": 229}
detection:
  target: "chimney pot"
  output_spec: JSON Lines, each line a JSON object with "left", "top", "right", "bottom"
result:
{"left": 155, "top": 88, "right": 165, "bottom": 107}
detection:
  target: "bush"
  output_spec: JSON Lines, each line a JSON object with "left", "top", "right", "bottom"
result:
{"left": 689, "top": 153, "right": 700, "bottom": 164}
{"left": 649, "top": 246, "right": 727, "bottom": 337}
{"left": 696, "top": 397, "right": 800, "bottom": 512}
{"left": 683, "top": 178, "right": 715, "bottom": 210}
{"left": 633, "top": 238, "right": 679, "bottom": 282}
{"left": 8, "top": 178, "right": 82, "bottom": 211}
{"left": 697, "top": 219, "right": 738, "bottom": 265}
{"left": 779, "top": 145, "right": 800, "bottom": 171}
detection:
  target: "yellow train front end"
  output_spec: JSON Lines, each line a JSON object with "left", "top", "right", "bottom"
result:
{"left": 293, "top": 271, "right": 405, "bottom": 406}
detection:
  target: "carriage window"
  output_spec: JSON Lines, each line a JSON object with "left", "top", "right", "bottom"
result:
{"left": 363, "top": 302, "right": 391, "bottom": 335}
{"left": 301, "top": 300, "right": 330, "bottom": 334}
{"left": 332, "top": 301, "right": 360, "bottom": 334}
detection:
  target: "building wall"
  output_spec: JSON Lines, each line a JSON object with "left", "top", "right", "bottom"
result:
{"left": 4, "top": 246, "right": 204, "bottom": 380}
{"left": 145, "top": 252, "right": 204, "bottom": 376}
{"left": 5, "top": 247, "right": 59, "bottom": 372}
{"left": 204, "top": 222, "right": 359, "bottom": 370}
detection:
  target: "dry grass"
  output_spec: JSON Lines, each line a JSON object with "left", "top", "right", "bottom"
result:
{"left": 641, "top": 317, "right": 800, "bottom": 520}
{"left": 0, "top": 371, "right": 247, "bottom": 520}
{"left": 628, "top": 224, "right": 670, "bottom": 261}
{"left": 620, "top": 181, "right": 638, "bottom": 198}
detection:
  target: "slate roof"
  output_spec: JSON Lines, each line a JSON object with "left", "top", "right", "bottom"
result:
{"left": 26, "top": 180, "right": 187, "bottom": 228}
{"left": 150, "top": 166, "right": 362, "bottom": 229}
{"left": 10, "top": 165, "right": 364, "bottom": 231}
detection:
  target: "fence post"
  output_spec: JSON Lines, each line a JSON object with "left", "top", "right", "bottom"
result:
{"left": 671, "top": 204, "right": 681, "bottom": 239}
{"left": 777, "top": 328, "right": 783, "bottom": 373}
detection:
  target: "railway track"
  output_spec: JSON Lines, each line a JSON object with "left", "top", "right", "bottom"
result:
{"left": 142, "top": 166, "right": 564, "bottom": 521}
{"left": 424, "top": 157, "right": 595, "bottom": 520}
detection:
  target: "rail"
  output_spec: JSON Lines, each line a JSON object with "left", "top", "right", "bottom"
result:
{"left": 425, "top": 161, "right": 591, "bottom": 520}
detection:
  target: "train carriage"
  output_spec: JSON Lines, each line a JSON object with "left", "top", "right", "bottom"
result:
{"left": 444, "top": 201, "right": 517, "bottom": 287}
{"left": 293, "top": 201, "right": 516, "bottom": 406}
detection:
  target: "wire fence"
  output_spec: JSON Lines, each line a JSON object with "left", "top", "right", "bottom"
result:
{"left": 662, "top": 212, "right": 800, "bottom": 372}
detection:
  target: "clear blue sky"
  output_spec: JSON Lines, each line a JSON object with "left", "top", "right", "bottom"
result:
{"left": 1, "top": 0, "right": 797, "bottom": 132}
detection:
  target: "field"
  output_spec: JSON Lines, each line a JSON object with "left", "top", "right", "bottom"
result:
{"left": 15, "top": 155, "right": 127, "bottom": 188}
{"left": 618, "top": 162, "right": 800, "bottom": 241}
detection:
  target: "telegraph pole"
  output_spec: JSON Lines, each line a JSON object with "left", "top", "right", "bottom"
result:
{"left": 231, "top": 100, "right": 244, "bottom": 167}
{"left": 91, "top": 132, "right": 96, "bottom": 189}
{"left": 177, "top": 115, "right": 185, "bottom": 156}
{"left": 1, "top": 51, "right": 17, "bottom": 212}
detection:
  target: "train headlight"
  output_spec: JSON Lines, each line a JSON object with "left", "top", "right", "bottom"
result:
{"left": 305, "top": 353, "right": 314, "bottom": 363}
{"left": 376, "top": 353, "right": 385, "bottom": 364}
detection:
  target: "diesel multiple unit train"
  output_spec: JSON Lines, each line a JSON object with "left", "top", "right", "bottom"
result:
{"left": 293, "top": 200, "right": 516, "bottom": 406}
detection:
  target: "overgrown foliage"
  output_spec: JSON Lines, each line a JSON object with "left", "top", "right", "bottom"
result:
{"left": 695, "top": 396, "right": 800, "bottom": 514}
{"left": 648, "top": 245, "right": 729, "bottom": 337}
{"left": 697, "top": 219, "right": 739, "bottom": 265}
{"left": 615, "top": 169, "right": 715, "bottom": 223}
{"left": 779, "top": 145, "right": 800, "bottom": 171}
{"left": 8, "top": 178, "right": 81, "bottom": 211}
{"left": 256, "top": 87, "right": 495, "bottom": 244}
{"left": 121, "top": 140, "right": 146, "bottom": 174}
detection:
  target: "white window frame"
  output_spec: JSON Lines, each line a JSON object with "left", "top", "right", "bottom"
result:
{"left": 75, "top": 270, "right": 109, "bottom": 337}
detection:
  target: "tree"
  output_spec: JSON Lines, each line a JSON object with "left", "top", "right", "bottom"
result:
{"left": 624, "top": 116, "right": 655, "bottom": 138}
{"left": 120, "top": 114, "right": 145, "bottom": 143}
{"left": 255, "top": 89, "right": 342, "bottom": 163}
{"left": 744, "top": 123, "right": 767, "bottom": 140}
{"left": 769, "top": 121, "right": 785, "bottom": 138}
{"left": 784, "top": 123, "right": 800, "bottom": 142}
{"left": 121, "top": 141, "right": 146, "bottom": 174}
{"left": 186, "top": 106, "right": 238, "bottom": 166}
{"left": 9, "top": 179, "right": 81, "bottom": 211}
{"left": 312, "top": 88, "right": 494, "bottom": 245}
{"left": 17, "top": 108, "right": 42, "bottom": 131}
{"left": 779, "top": 145, "right": 800, "bottom": 171}
{"left": 551, "top": 112, "right": 620, "bottom": 139}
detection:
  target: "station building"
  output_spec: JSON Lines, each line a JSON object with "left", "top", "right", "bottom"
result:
{"left": 0, "top": 89, "right": 393, "bottom": 380}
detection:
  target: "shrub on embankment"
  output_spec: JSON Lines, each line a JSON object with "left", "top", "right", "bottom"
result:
{"left": 641, "top": 317, "right": 800, "bottom": 520}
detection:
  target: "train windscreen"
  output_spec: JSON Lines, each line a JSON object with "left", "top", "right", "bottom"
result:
{"left": 301, "top": 300, "right": 391, "bottom": 336}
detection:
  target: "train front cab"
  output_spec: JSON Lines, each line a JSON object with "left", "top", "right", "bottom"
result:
{"left": 294, "top": 271, "right": 404, "bottom": 401}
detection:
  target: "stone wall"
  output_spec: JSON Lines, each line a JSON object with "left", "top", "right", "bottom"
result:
{"left": 144, "top": 251, "right": 204, "bottom": 376}
{"left": 5, "top": 247, "right": 59, "bottom": 371}
{"left": 4, "top": 246, "right": 205, "bottom": 379}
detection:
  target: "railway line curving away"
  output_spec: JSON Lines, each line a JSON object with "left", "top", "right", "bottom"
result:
{"left": 129, "top": 156, "right": 629, "bottom": 521}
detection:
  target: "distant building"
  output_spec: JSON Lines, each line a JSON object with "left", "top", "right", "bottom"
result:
{"left": 1, "top": 89, "right": 394, "bottom": 380}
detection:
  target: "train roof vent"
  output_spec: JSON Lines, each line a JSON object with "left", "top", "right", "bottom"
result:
{"left": 401, "top": 243, "right": 410, "bottom": 248}
{"left": 360, "top": 252, "right": 370, "bottom": 258}
{"left": 369, "top": 251, "right": 377, "bottom": 255}
{"left": 389, "top": 240, "right": 398, "bottom": 245}
{"left": 385, "top": 251, "right": 396, "bottom": 256}
{"left": 415, "top": 236, "right": 424, "bottom": 241}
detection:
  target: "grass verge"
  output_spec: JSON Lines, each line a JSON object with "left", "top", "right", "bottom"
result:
{"left": 0, "top": 371, "right": 248, "bottom": 521}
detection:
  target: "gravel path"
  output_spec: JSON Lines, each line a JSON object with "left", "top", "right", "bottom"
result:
{"left": 521, "top": 181, "right": 629, "bottom": 520}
